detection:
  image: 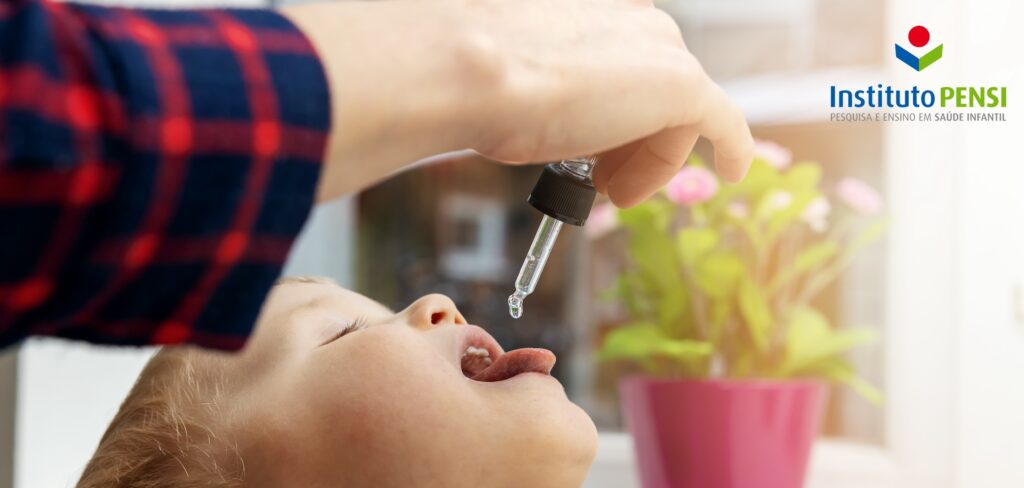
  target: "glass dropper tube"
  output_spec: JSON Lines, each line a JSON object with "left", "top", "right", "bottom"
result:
{"left": 508, "top": 158, "right": 595, "bottom": 319}
{"left": 508, "top": 215, "right": 563, "bottom": 318}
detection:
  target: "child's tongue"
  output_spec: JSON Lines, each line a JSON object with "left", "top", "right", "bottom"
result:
{"left": 468, "top": 348, "right": 555, "bottom": 382}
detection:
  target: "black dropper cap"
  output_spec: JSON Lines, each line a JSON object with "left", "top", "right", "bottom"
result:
{"left": 527, "top": 163, "right": 596, "bottom": 226}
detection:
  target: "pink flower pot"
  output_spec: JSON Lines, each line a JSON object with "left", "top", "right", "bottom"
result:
{"left": 620, "top": 377, "right": 827, "bottom": 488}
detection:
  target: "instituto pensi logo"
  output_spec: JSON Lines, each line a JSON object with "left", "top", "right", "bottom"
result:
{"left": 895, "top": 25, "right": 943, "bottom": 71}
{"left": 828, "top": 22, "right": 1007, "bottom": 123}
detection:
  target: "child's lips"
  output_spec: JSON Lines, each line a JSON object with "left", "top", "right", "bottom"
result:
{"left": 456, "top": 326, "right": 556, "bottom": 382}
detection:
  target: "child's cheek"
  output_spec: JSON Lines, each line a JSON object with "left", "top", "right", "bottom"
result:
{"left": 305, "top": 328, "right": 485, "bottom": 467}
{"left": 312, "top": 325, "right": 473, "bottom": 422}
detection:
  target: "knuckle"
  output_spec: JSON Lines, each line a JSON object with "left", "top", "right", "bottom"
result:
{"left": 682, "top": 55, "right": 704, "bottom": 86}
{"left": 451, "top": 29, "right": 508, "bottom": 89}
{"left": 648, "top": 9, "right": 685, "bottom": 45}
{"left": 666, "top": 50, "right": 702, "bottom": 89}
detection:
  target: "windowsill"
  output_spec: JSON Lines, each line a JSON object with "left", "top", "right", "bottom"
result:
{"left": 585, "top": 433, "right": 942, "bottom": 488}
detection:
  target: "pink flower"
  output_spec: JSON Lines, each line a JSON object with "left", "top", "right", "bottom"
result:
{"left": 726, "top": 201, "right": 749, "bottom": 219}
{"left": 802, "top": 196, "right": 831, "bottom": 232}
{"left": 754, "top": 139, "right": 793, "bottom": 170}
{"left": 585, "top": 202, "right": 619, "bottom": 238}
{"left": 763, "top": 190, "right": 793, "bottom": 214}
{"left": 836, "top": 178, "right": 883, "bottom": 216}
{"left": 666, "top": 166, "right": 719, "bottom": 205}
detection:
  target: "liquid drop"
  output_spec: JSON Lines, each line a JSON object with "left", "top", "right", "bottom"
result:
{"left": 508, "top": 293, "right": 524, "bottom": 319}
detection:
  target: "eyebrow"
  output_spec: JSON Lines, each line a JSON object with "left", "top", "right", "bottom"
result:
{"left": 369, "top": 300, "right": 395, "bottom": 316}
{"left": 275, "top": 275, "right": 396, "bottom": 315}
{"left": 275, "top": 275, "right": 338, "bottom": 287}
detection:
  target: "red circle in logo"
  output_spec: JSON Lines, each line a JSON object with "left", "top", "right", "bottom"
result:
{"left": 908, "top": 25, "right": 930, "bottom": 47}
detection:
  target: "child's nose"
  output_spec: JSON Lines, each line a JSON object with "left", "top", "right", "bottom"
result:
{"left": 404, "top": 294, "right": 467, "bottom": 330}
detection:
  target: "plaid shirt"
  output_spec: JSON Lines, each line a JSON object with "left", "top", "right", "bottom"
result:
{"left": 0, "top": 0, "right": 330, "bottom": 350}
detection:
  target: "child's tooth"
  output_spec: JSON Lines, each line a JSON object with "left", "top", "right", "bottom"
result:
{"left": 464, "top": 346, "right": 490, "bottom": 358}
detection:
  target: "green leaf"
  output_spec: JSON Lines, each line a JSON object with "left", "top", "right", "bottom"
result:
{"left": 617, "top": 200, "right": 673, "bottom": 233}
{"left": 794, "top": 240, "right": 840, "bottom": 272}
{"left": 655, "top": 285, "right": 691, "bottom": 337}
{"left": 625, "top": 233, "right": 679, "bottom": 292}
{"left": 753, "top": 163, "right": 825, "bottom": 240}
{"left": 731, "top": 348, "right": 756, "bottom": 378}
{"left": 618, "top": 200, "right": 683, "bottom": 296}
{"left": 738, "top": 276, "right": 772, "bottom": 350}
{"left": 599, "top": 323, "right": 713, "bottom": 363}
{"left": 677, "top": 228, "right": 719, "bottom": 267}
{"left": 780, "top": 307, "right": 876, "bottom": 376}
{"left": 686, "top": 153, "right": 708, "bottom": 168}
{"left": 765, "top": 191, "right": 819, "bottom": 241}
{"left": 817, "top": 359, "right": 884, "bottom": 405}
{"left": 605, "top": 273, "right": 644, "bottom": 317}
{"left": 770, "top": 240, "right": 840, "bottom": 292}
{"left": 734, "top": 160, "right": 784, "bottom": 197}
{"left": 707, "top": 298, "right": 731, "bottom": 344}
{"left": 705, "top": 160, "right": 779, "bottom": 219}
{"left": 734, "top": 216, "right": 766, "bottom": 253}
{"left": 693, "top": 251, "right": 745, "bottom": 298}
{"left": 849, "top": 218, "right": 888, "bottom": 253}
{"left": 782, "top": 162, "right": 822, "bottom": 193}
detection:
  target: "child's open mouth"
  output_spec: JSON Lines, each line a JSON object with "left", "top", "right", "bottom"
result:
{"left": 457, "top": 326, "right": 555, "bottom": 382}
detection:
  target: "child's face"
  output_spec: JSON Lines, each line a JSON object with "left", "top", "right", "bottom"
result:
{"left": 219, "top": 278, "right": 597, "bottom": 487}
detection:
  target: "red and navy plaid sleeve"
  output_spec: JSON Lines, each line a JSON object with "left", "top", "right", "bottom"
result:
{"left": 0, "top": 0, "right": 330, "bottom": 350}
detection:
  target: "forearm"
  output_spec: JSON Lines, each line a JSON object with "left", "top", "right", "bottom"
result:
{"left": 282, "top": 0, "right": 500, "bottom": 201}
{"left": 0, "top": 0, "right": 329, "bottom": 349}
{"left": 286, "top": 0, "right": 753, "bottom": 209}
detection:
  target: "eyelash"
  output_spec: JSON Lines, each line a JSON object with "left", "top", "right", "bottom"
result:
{"left": 320, "top": 316, "right": 371, "bottom": 347}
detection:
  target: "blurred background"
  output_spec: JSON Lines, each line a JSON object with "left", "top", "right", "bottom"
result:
{"left": 1, "top": 0, "right": 1022, "bottom": 487}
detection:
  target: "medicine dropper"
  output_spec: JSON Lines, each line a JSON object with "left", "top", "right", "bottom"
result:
{"left": 508, "top": 157, "right": 597, "bottom": 318}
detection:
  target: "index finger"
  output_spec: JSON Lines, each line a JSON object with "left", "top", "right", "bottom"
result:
{"left": 688, "top": 77, "right": 754, "bottom": 182}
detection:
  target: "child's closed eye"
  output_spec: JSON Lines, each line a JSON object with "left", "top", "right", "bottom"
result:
{"left": 319, "top": 316, "right": 371, "bottom": 347}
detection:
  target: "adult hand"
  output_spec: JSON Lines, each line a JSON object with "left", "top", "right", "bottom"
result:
{"left": 283, "top": 0, "right": 753, "bottom": 207}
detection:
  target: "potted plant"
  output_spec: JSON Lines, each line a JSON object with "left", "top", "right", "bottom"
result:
{"left": 590, "top": 141, "right": 885, "bottom": 488}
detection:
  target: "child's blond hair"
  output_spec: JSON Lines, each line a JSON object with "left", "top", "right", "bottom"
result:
{"left": 77, "top": 347, "right": 243, "bottom": 487}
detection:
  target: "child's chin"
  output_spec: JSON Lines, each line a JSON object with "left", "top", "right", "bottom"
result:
{"left": 525, "top": 402, "right": 599, "bottom": 477}
{"left": 527, "top": 390, "right": 597, "bottom": 446}
{"left": 568, "top": 400, "right": 599, "bottom": 458}
{"left": 476, "top": 372, "right": 596, "bottom": 450}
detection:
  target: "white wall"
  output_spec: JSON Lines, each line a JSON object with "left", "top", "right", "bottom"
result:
{"left": 281, "top": 198, "right": 356, "bottom": 286}
{"left": 883, "top": 1, "right": 1024, "bottom": 486}
{"left": 954, "top": 0, "right": 1024, "bottom": 485}
{"left": 15, "top": 341, "right": 156, "bottom": 488}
